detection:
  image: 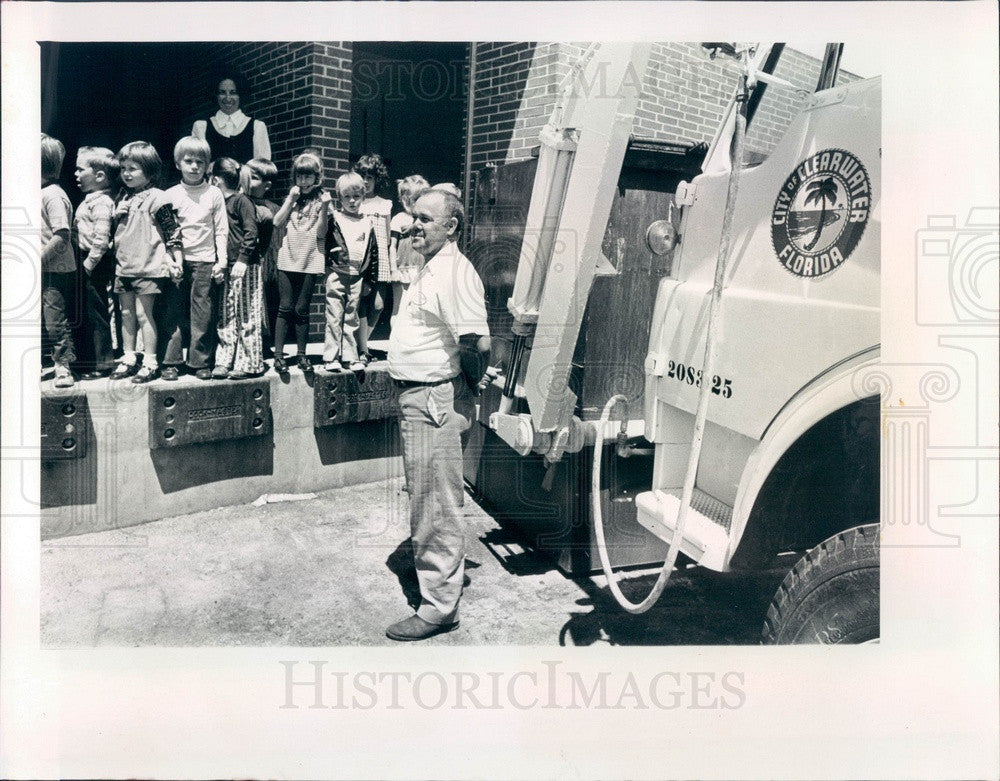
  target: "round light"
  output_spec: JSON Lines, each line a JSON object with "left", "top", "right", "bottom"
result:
{"left": 645, "top": 220, "right": 678, "bottom": 256}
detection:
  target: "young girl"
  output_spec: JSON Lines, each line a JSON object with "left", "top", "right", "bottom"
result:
{"left": 353, "top": 153, "right": 392, "bottom": 363}
{"left": 109, "top": 141, "right": 183, "bottom": 383}
{"left": 211, "top": 157, "right": 264, "bottom": 379}
{"left": 388, "top": 174, "right": 429, "bottom": 314}
{"left": 272, "top": 151, "right": 330, "bottom": 374}
{"left": 323, "top": 172, "right": 378, "bottom": 373}
{"left": 40, "top": 134, "right": 78, "bottom": 388}
{"left": 239, "top": 158, "right": 282, "bottom": 356}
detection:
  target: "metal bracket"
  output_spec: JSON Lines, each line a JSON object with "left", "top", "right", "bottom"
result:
{"left": 675, "top": 181, "right": 696, "bottom": 207}
{"left": 644, "top": 352, "right": 668, "bottom": 377}
{"left": 41, "top": 393, "right": 89, "bottom": 460}
{"left": 806, "top": 88, "right": 848, "bottom": 111}
{"left": 314, "top": 370, "right": 399, "bottom": 427}
{"left": 148, "top": 381, "right": 271, "bottom": 449}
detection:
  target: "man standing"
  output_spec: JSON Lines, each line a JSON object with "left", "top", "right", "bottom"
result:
{"left": 385, "top": 188, "right": 491, "bottom": 642}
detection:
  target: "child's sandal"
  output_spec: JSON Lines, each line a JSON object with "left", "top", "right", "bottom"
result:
{"left": 109, "top": 361, "right": 136, "bottom": 380}
{"left": 131, "top": 365, "right": 159, "bottom": 384}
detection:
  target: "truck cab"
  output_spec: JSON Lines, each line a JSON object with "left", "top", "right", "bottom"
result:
{"left": 471, "top": 43, "right": 881, "bottom": 643}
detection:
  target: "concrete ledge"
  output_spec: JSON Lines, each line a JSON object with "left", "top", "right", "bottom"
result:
{"left": 40, "top": 363, "right": 402, "bottom": 539}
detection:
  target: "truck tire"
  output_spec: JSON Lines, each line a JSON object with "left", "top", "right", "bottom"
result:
{"left": 762, "top": 524, "right": 879, "bottom": 644}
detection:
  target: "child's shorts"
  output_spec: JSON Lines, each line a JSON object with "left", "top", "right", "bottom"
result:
{"left": 114, "top": 276, "right": 166, "bottom": 295}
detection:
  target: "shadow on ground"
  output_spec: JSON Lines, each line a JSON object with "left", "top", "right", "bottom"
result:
{"left": 558, "top": 565, "right": 794, "bottom": 646}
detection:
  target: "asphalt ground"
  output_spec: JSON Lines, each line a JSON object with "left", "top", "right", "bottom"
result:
{"left": 40, "top": 477, "right": 797, "bottom": 647}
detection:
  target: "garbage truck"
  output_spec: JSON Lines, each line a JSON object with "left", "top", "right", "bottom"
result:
{"left": 466, "top": 42, "right": 880, "bottom": 644}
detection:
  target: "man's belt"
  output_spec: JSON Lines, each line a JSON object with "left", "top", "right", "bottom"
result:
{"left": 392, "top": 375, "right": 457, "bottom": 390}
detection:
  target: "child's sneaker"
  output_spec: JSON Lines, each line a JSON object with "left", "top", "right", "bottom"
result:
{"left": 349, "top": 360, "right": 367, "bottom": 372}
{"left": 53, "top": 364, "right": 75, "bottom": 388}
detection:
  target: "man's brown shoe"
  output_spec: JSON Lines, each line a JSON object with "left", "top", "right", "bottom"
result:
{"left": 385, "top": 615, "right": 459, "bottom": 642}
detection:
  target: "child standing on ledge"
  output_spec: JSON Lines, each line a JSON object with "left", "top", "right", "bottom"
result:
{"left": 211, "top": 157, "right": 263, "bottom": 379}
{"left": 353, "top": 153, "right": 392, "bottom": 363}
{"left": 389, "top": 174, "right": 429, "bottom": 312}
{"left": 239, "top": 158, "right": 282, "bottom": 358}
{"left": 109, "top": 141, "right": 183, "bottom": 383}
{"left": 272, "top": 151, "right": 330, "bottom": 375}
{"left": 72, "top": 146, "right": 119, "bottom": 379}
{"left": 323, "top": 172, "right": 378, "bottom": 373}
{"left": 40, "top": 134, "right": 78, "bottom": 388}
{"left": 162, "top": 136, "right": 228, "bottom": 381}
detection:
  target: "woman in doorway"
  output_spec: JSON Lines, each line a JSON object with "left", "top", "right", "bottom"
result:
{"left": 192, "top": 74, "right": 271, "bottom": 164}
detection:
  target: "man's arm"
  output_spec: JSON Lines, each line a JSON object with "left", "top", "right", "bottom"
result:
{"left": 458, "top": 333, "right": 496, "bottom": 394}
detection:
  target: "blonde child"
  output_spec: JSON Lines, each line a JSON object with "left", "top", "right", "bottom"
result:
{"left": 239, "top": 158, "right": 282, "bottom": 355}
{"left": 109, "top": 141, "right": 183, "bottom": 383}
{"left": 40, "top": 134, "right": 78, "bottom": 388}
{"left": 272, "top": 151, "right": 331, "bottom": 374}
{"left": 211, "top": 157, "right": 263, "bottom": 378}
{"left": 163, "top": 136, "right": 228, "bottom": 380}
{"left": 72, "top": 146, "right": 119, "bottom": 378}
{"left": 353, "top": 153, "right": 392, "bottom": 363}
{"left": 323, "top": 172, "right": 378, "bottom": 372}
{"left": 389, "top": 174, "right": 429, "bottom": 314}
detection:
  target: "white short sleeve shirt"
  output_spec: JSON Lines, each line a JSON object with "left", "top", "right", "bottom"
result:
{"left": 388, "top": 242, "right": 490, "bottom": 382}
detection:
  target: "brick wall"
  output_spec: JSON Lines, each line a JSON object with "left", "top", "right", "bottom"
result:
{"left": 468, "top": 42, "right": 862, "bottom": 170}
{"left": 179, "top": 42, "right": 353, "bottom": 190}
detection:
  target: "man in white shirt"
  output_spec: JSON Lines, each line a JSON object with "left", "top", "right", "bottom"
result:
{"left": 385, "top": 189, "right": 491, "bottom": 642}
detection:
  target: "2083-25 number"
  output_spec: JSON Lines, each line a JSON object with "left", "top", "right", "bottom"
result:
{"left": 665, "top": 360, "right": 733, "bottom": 398}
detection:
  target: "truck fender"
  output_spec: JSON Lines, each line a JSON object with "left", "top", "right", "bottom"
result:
{"left": 725, "top": 347, "right": 880, "bottom": 563}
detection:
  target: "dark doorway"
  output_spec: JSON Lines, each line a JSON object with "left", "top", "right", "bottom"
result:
{"left": 41, "top": 42, "right": 207, "bottom": 204}
{"left": 349, "top": 42, "right": 468, "bottom": 208}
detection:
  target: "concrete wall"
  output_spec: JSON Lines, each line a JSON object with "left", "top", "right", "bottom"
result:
{"left": 41, "top": 372, "right": 402, "bottom": 539}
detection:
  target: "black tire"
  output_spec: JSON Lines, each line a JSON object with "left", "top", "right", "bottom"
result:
{"left": 762, "top": 524, "right": 880, "bottom": 644}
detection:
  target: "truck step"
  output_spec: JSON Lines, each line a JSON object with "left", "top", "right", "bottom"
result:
{"left": 634, "top": 488, "right": 732, "bottom": 571}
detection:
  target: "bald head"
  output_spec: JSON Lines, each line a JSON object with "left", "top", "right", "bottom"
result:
{"left": 410, "top": 189, "right": 463, "bottom": 258}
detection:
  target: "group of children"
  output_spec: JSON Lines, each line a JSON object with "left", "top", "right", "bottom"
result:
{"left": 40, "top": 133, "right": 446, "bottom": 387}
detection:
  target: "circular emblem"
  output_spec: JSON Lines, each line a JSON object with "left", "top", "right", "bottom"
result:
{"left": 771, "top": 148, "right": 871, "bottom": 279}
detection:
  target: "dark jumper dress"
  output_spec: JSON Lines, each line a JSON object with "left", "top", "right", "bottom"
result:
{"left": 204, "top": 115, "right": 255, "bottom": 162}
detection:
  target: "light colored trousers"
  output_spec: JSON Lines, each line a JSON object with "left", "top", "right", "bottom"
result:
{"left": 397, "top": 377, "right": 473, "bottom": 625}
{"left": 322, "top": 270, "right": 363, "bottom": 363}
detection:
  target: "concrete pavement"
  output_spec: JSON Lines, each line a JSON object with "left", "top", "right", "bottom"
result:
{"left": 41, "top": 478, "right": 792, "bottom": 646}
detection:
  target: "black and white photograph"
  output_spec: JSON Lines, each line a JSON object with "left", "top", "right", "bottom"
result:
{"left": 35, "top": 38, "right": 881, "bottom": 648}
{"left": 2, "top": 2, "right": 998, "bottom": 779}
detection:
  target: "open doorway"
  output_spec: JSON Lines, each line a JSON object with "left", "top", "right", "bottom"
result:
{"left": 349, "top": 42, "right": 468, "bottom": 204}
{"left": 349, "top": 42, "right": 468, "bottom": 338}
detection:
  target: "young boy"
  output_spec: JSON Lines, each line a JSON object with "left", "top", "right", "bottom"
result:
{"left": 72, "top": 146, "right": 119, "bottom": 378}
{"left": 162, "top": 136, "right": 228, "bottom": 380}
{"left": 323, "top": 172, "right": 378, "bottom": 372}
{"left": 40, "top": 133, "right": 77, "bottom": 388}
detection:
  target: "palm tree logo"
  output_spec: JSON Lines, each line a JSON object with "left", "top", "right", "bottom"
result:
{"left": 802, "top": 177, "right": 840, "bottom": 251}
